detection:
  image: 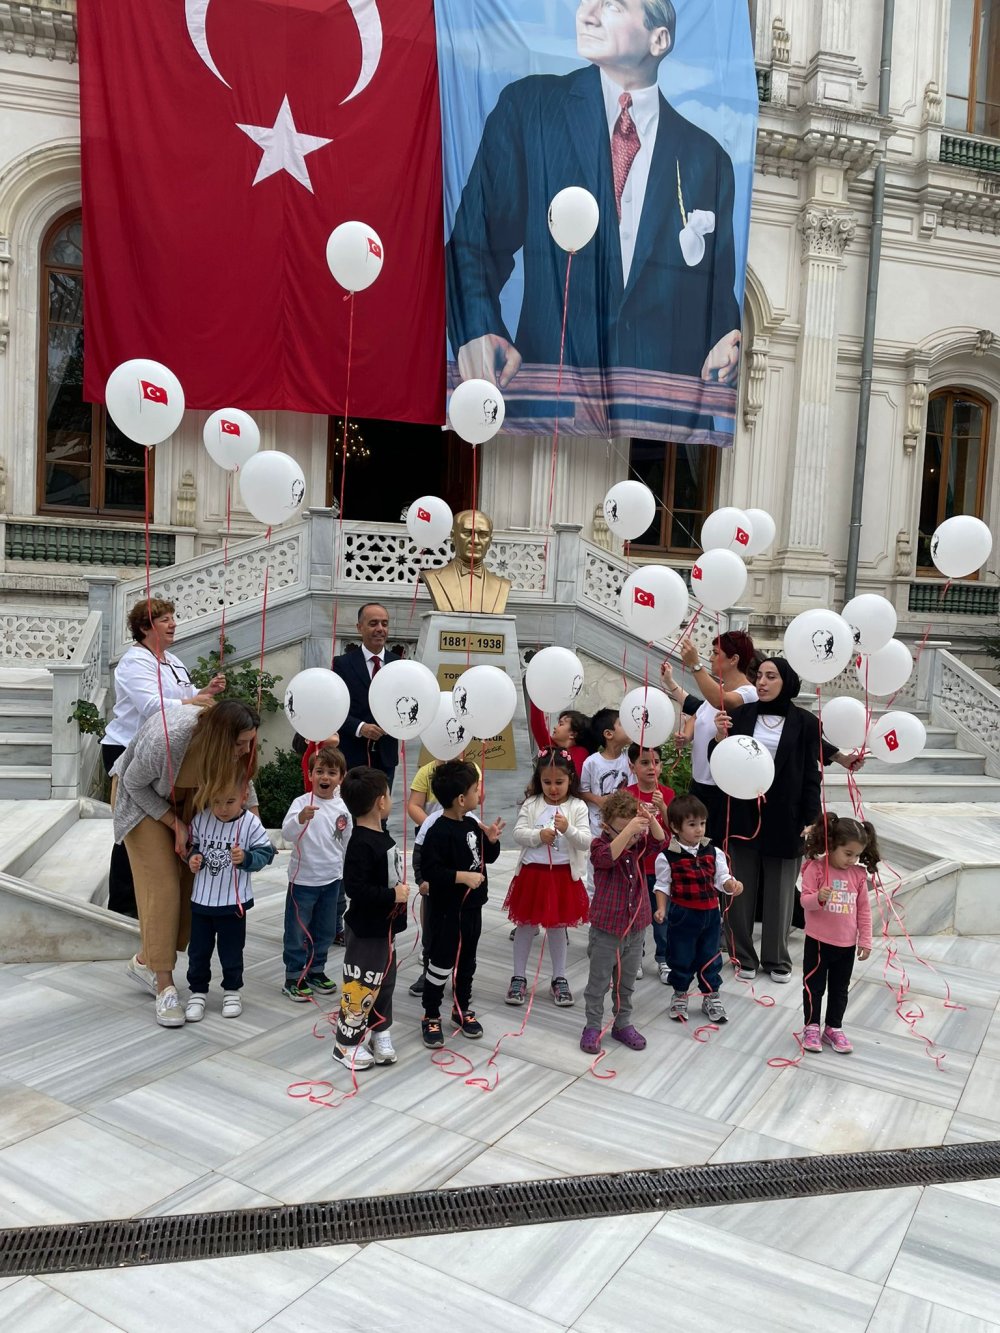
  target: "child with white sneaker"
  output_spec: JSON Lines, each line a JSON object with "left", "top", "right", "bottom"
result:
{"left": 334, "top": 766, "right": 410, "bottom": 1070}
{"left": 799, "top": 813, "right": 877, "bottom": 1054}
{"left": 184, "top": 788, "right": 275, "bottom": 1021}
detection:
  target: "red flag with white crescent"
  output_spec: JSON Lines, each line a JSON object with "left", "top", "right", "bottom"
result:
{"left": 79, "top": 0, "right": 445, "bottom": 423}
{"left": 220, "top": 419, "right": 241, "bottom": 436}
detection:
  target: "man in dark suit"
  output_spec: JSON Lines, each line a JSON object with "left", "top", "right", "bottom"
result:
{"left": 448, "top": 0, "right": 742, "bottom": 391}
{"left": 333, "top": 603, "right": 401, "bottom": 790}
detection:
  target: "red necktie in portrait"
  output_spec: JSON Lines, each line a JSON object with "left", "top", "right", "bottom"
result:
{"left": 612, "top": 92, "right": 641, "bottom": 221}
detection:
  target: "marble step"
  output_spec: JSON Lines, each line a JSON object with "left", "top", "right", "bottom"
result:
{"left": 0, "top": 799, "right": 79, "bottom": 878}
{"left": 823, "top": 771, "right": 1000, "bottom": 803}
{"left": 0, "top": 697, "right": 53, "bottom": 732}
{"left": 856, "top": 748, "right": 985, "bottom": 776}
{"left": 0, "top": 766, "right": 52, "bottom": 800}
{"left": 0, "top": 732, "right": 52, "bottom": 766}
{"left": 0, "top": 671, "right": 52, "bottom": 707}
{"left": 23, "top": 816, "right": 113, "bottom": 906}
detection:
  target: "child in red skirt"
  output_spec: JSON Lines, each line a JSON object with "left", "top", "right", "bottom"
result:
{"left": 504, "top": 748, "right": 591, "bottom": 1008}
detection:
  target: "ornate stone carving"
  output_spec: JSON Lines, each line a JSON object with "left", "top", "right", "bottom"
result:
{"left": 0, "top": 235, "right": 10, "bottom": 354}
{"left": 0, "top": 456, "right": 6, "bottom": 512}
{"left": 339, "top": 526, "right": 547, "bottom": 594}
{"left": 743, "top": 338, "right": 769, "bottom": 429}
{"left": 903, "top": 381, "right": 927, "bottom": 455}
{"left": 939, "top": 660, "right": 1000, "bottom": 750}
{"left": 771, "top": 16, "right": 790, "bottom": 65}
{"left": 922, "top": 80, "right": 943, "bottom": 126}
{"left": 0, "top": 2, "right": 77, "bottom": 62}
{"left": 591, "top": 503, "right": 612, "bottom": 552}
{"left": 974, "top": 329, "right": 996, "bottom": 357}
{"left": 175, "top": 470, "right": 197, "bottom": 527}
{"left": 799, "top": 207, "right": 856, "bottom": 259}
{"left": 0, "top": 610, "right": 86, "bottom": 663}
{"left": 894, "top": 529, "right": 913, "bottom": 577}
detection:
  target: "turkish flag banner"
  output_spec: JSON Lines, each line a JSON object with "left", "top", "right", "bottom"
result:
{"left": 735, "top": 527, "right": 750, "bottom": 546}
{"left": 634, "top": 587, "right": 655, "bottom": 608}
{"left": 220, "top": 419, "right": 241, "bottom": 435}
{"left": 416, "top": 507, "right": 431, "bottom": 522}
{"left": 884, "top": 729, "right": 899, "bottom": 751}
{"left": 79, "top": 0, "right": 445, "bottom": 423}
{"left": 140, "top": 380, "right": 168, "bottom": 404}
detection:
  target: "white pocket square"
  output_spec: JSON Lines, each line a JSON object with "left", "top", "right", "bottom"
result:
{"left": 679, "top": 209, "right": 716, "bottom": 266}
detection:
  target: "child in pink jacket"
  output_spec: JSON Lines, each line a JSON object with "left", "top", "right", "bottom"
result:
{"left": 799, "top": 814, "right": 878, "bottom": 1054}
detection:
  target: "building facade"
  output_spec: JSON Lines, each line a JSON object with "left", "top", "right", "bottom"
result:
{"left": 1, "top": 0, "right": 999, "bottom": 653}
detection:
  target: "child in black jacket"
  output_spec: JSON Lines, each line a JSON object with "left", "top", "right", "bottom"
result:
{"left": 334, "top": 767, "right": 410, "bottom": 1071}
{"left": 419, "top": 761, "right": 504, "bottom": 1048}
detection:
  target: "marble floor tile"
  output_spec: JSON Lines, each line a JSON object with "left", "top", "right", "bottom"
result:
{"left": 0, "top": 1117, "right": 202, "bottom": 1226}
{"left": 956, "top": 1055, "right": 1000, "bottom": 1124}
{"left": 257, "top": 1244, "right": 568, "bottom": 1333}
{"left": 692, "top": 1185, "right": 922, "bottom": 1283}
{"left": 707, "top": 1127, "right": 818, "bottom": 1164}
{"left": 946, "top": 1112, "right": 1000, "bottom": 1145}
{"left": 140, "top": 1172, "right": 285, "bottom": 1217}
{"left": 0, "top": 1277, "right": 123, "bottom": 1332}
{"left": 45, "top": 1247, "right": 357, "bottom": 1333}
{"left": 382, "top": 1212, "right": 660, "bottom": 1324}
{"left": 844, "top": 978, "right": 995, "bottom": 1057}
{"left": 573, "top": 1212, "right": 882, "bottom": 1332}
{"left": 739, "top": 1067, "right": 953, "bottom": 1154}
{"left": 0, "top": 1076, "right": 77, "bottom": 1149}
{"left": 887, "top": 1188, "right": 1000, "bottom": 1322}
{"left": 221, "top": 1102, "right": 482, "bottom": 1203}
{"left": 868, "top": 1288, "right": 1000, "bottom": 1332}
{"left": 87, "top": 1049, "right": 327, "bottom": 1170}
{"left": 980, "top": 1006, "right": 1000, "bottom": 1062}
{"left": 494, "top": 1078, "right": 731, "bottom": 1176}
{"left": 441, "top": 1145, "right": 566, "bottom": 1187}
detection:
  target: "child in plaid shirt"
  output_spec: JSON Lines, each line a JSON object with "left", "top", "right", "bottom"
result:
{"left": 580, "top": 790, "right": 664, "bottom": 1056}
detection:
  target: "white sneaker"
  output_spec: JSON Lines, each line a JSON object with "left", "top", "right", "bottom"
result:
{"left": 770, "top": 970, "right": 793, "bottom": 985}
{"left": 155, "top": 986, "right": 185, "bottom": 1028}
{"left": 126, "top": 955, "right": 157, "bottom": 997}
{"left": 333, "top": 1043, "right": 374, "bottom": 1070}
{"left": 221, "top": 992, "right": 243, "bottom": 1018}
{"left": 184, "top": 995, "right": 206, "bottom": 1023}
{"left": 635, "top": 962, "right": 644, "bottom": 980}
{"left": 657, "top": 962, "right": 671, "bottom": 985}
{"left": 370, "top": 1030, "right": 397, "bottom": 1064}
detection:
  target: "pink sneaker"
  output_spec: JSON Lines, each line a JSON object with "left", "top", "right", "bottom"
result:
{"left": 801, "top": 1024, "right": 822, "bottom": 1053}
{"left": 822, "top": 1026, "right": 853, "bottom": 1054}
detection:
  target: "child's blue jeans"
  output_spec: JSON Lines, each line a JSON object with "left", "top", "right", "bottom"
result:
{"left": 666, "top": 902, "right": 723, "bottom": 994}
{"left": 283, "top": 879, "right": 342, "bottom": 979}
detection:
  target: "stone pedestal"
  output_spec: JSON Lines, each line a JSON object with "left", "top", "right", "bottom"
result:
{"left": 413, "top": 611, "right": 529, "bottom": 826}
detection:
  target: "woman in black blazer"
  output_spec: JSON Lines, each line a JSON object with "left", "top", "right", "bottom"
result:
{"left": 708, "top": 658, "right": 822, "bottom": 983}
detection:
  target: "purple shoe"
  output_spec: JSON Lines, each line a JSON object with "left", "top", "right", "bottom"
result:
{"left": 611, "top": 1024, "right": 647, "bottom": 1050}
{"left": 580, "top": 1026, "right": 602, "bottom": 1055}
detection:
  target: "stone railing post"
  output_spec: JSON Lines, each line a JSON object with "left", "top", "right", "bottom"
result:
{"left": 552, "top": 523, "right": 582, "bottom": 607}
{"left": 85, "top": 575, "right": 118, "bottom": 687}
{"left": 306, "top": 507, "right": 335, "bottom": 593}
{"left": 48, "top": 661, "right": 83, "bottom": 800}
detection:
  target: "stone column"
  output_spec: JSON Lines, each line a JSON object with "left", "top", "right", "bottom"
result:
{"left": 778, "top": 205, "right": 855, "bottom": 611}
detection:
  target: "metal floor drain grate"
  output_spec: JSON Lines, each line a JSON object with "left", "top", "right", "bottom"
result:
{"left": 2, "top": 1140, "right": 998, "bottom": 1277}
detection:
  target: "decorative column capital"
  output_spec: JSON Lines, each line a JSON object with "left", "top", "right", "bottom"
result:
{"left": 798, "top": 207, "right": 856, "bottom": 259}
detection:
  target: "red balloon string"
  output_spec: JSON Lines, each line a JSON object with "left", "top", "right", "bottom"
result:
{"left": 330, "top": 292, "right": 356, "bottom": 667}
{"left": 465, "top": 931, "right": 549, "bottom": 1094}
{"left": 219, "top": 475, "right": 232, "bottom": 666}
{"left": 541, "top": 251, "right": 574, "bottom": 580}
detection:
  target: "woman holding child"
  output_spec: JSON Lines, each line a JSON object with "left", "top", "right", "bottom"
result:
{"left": 111, "top": 699, "right": 260, "bottom": 1027}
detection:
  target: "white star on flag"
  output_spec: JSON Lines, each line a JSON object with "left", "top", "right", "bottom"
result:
{"left": 236, "top": 95, "right": 332, "bottom": 193}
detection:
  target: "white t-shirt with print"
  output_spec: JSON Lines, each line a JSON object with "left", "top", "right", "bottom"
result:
{"left": 692, "top": 683, "right": 759, "bottom": 784}
{"left": 580, "top": 750, "right": 633, "bottom": 835}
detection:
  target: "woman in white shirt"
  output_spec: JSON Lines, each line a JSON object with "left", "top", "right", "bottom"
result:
{"left": 661, "top": 630, "right": 758, "bottom": 838}
{"left": 102, "top": 598, "right": 224, "bottom": 915}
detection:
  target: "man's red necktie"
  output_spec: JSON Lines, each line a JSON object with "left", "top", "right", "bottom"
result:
{"left": 370, "top": 655, "right": 381, "bottom": 678}
{"left": 612, "top": 92, "right": 640, "bottom": 221}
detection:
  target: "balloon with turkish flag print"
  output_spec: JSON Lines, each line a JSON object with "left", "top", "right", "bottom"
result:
{"left": 203, "top": 408, "right": 261, "bottom": 471}
{"left": 406, "top": 495, "right": 453, "bottom": 549}
{"left": 104, "top": 359, "right": 185, "bottom": 446}
{"left": 326, "top": 221, "right": 385, "bottom": 293}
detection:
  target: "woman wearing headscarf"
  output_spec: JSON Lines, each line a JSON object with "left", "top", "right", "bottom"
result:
{"left": 707, "top": 657, "right": 822, "bottom": 983}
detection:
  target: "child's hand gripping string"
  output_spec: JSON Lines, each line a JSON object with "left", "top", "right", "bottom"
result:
{"left": 394, "top": 882, "right": 411, "bottom": 904}
{"left": 231, "top": 846, "right": 246, "bottom": 867}
{"left": 188, "top": 852, "right": 204, "bottom": 873}
{"left": 484, "top": 818, "right": 505, "bottom": 843}
{"left": 298, "top": 805, "right": 318, "bottom": 825}
{"left": 818, "top": 883, "right": 833, "bottom": 905}
{"left": 723, "top": 876, "right": 744, "bottom": 898}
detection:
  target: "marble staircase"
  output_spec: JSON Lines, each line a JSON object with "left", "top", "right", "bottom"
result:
{"left": 0, "top": 670, "right": 53, "bottom": 800}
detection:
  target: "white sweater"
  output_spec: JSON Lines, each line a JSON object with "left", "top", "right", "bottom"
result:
{"left": 512, "top": 795, "right": 592, "bottom": 882}
{"left": 281, "top": 792, "right": 353, "bottom": 886}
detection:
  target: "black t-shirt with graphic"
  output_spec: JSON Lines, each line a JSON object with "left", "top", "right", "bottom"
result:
{"left": 343, "top": 825, "right": 406, "bottom": 938}
{"left": 420, "top": 812, "right": 501, "bottom": 909}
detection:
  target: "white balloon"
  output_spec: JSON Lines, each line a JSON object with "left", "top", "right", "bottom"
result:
{"left": 619, "top": 566, "right": 689, "bottom": 641}
{"left": 406, "top": 495, "right": 453, "bottom": 549}
{"left": 854, "top": 639, "right": 913, "bottom": 697}
{"left": 869, "top": 711, "right": 927, "bottom": 765}
{"left": 203, "top": 408, "right": 260, "bottom": 472}
{"left": 841, "top": 593, "right": 897, "bottom": 655}
{"left": 325, "top": 221, "right": 384, "bottom": 293}
{"left": 931, "top": 515, "right": 993, "bottom": 579}
{"left": 619, "top": 686, "right": 675, "bottom": 748}
{"left": 452, "top": 665, "right": 517, "bottom": 740}
{"left": 603, "top": 481, "right": 656, "bottom": 542}
{"left": 238, "top": 451, "right": 306, "bottom": 527}
{"left": 819, "top": 696, "right": 868, "bottom": 753}
{"left": 700, "top": 507, "right": 753, "bottom": 556}
{"left": 547, "top": 186, "right": 600, "bottom": 253}
{"left": 105, "top": 359, "right": 185, "bottom": 447}
{"left": 369, "top": 659, "right": 440, "bottom": 741}
{"left": 448, "top": 379, "right": 505, "bottom": 445}
{"left": 709, "top": 734, "right": 776, "bottom": 800}
{"left": 525, "top": 647, "right": 585, "bottom": 713}
{"left": 783, "top": 609, "right": 854, "bottom": 685}
{"left": 743, "top": 508, "right": 776, "bottom": 558}
{"left": 690, "top": 549, "right": 748, "bottom": 613}
{"left": 283, "top": 669, "right": 350, "bottom": 742}
{"left": 419, "top": 692, "right": 472, "bottom": 761}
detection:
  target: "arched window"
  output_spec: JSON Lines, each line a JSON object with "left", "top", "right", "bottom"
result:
{"left": 947, "top": 0, "right": 1000, "bottom": 136}
{"left": 918, "top": 387, "right": 991, "bottom": 572}
{"left": 37, "top": 211, "right": 148, "bottom": 517}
